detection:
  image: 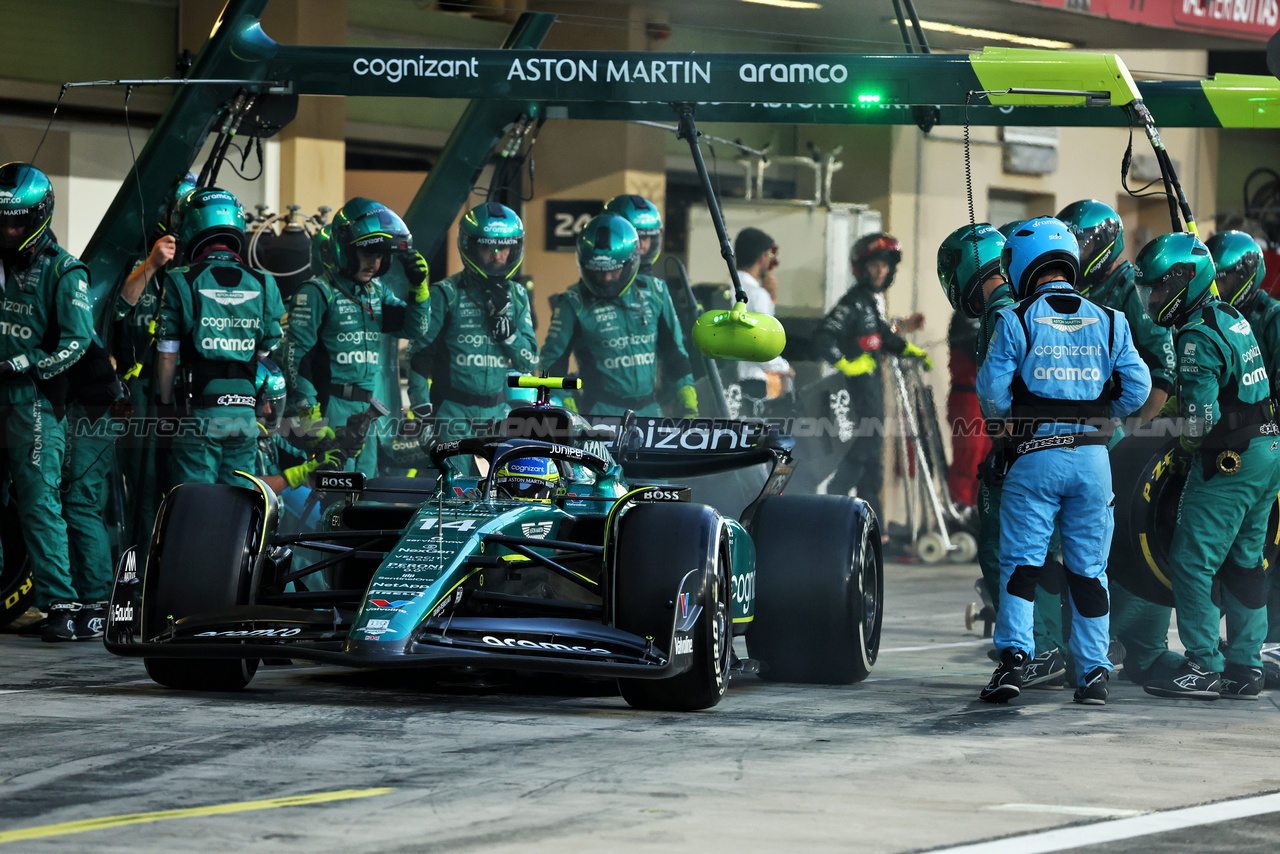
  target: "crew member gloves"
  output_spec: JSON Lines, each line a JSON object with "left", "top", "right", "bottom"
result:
{"left": 490, "top": 314, "right": 516, "bottom": 345}
{"left": 903, "top": 343, "right": 933, "bottom": 371}
{"left": 402, "top": 251, "right": 430, "bottom": 302}
{"left": 0, "top": 354, "right": 30, "bottom": 379}
{"left": 678, "top": 385, "right": 699, "bottom": 418}
{"left": 834, "top": 354, "right": 876, "bottom": 377}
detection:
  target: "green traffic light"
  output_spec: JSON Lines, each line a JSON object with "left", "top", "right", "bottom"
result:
{"left": 856, "top": 93, "right": 883, "bottom": 104}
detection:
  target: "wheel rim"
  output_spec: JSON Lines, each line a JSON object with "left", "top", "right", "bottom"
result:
{"left": 855, "top": 523, "right": 882, "bottom": 666}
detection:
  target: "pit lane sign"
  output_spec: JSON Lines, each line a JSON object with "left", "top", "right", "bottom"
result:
{"left": 545, "top": 200, "right": 603, "bottom": 252}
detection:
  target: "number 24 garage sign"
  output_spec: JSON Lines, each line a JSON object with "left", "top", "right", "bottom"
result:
{"left": 1012, "top": 0, "right": 1278, "bottom": 41}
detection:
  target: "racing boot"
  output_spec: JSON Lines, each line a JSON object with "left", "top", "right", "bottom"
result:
{"left": 1219, "top": 664, "right": 1264, "bottom": 700}
{"left": 1023, "top": 647, "right": 1067, "bottom": 689}
{"left": 1073, "top": 666, "right": 1109, "bottom": 705}
{"left": 979, "top": 648, "right": 1026, "bottom": 704}
{"left": 6, "top": 606, "right": 47, "bottom": 635}
{"left": 41, "top": 603, "right": 80, "bottom": 643}
{"left": 74, "top": 601, "right": 107, "bottom": 641}
{"left": 1143, "top": 659, "right": 1221, "bottom": 700}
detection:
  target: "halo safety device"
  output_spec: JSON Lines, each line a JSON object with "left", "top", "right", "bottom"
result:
{"left": 1056, "top": 199, "right": 1125, "bottom": 295}
{"left": 176, "top": 187, "right": 247, "bottom": 262}
{"left": 1206, "top": 230, "right": 1266, "bottom": 315}
{"left": 458, "top": 202, "right": 524, "bottom": 283}
{"left": 1134, "top": 231, "right": 1217, "bottom": 329}
{"left": 492, "top": 455, "right": 560, "bottom": 503}
{"left": 331, "top": 197, "right": 413, "bottom": 280}
{"left": 576, "top": 212, "right": 642, "bottom": 300}
{"left": 604, "top": 194, "right": 663, "bottom": 268}
{"left": 0, "top": 161, "right": 55, "bottom": 265}
{"left": 937, "top": 222, "right": 1005, "bottom": 318}
{"left": 999, "top": 217, "right": 1080, "bottom": 300}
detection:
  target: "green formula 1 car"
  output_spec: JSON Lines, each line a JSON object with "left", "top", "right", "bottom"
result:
{"left": 105, "top": 377, "right": 883, "bottom": 711}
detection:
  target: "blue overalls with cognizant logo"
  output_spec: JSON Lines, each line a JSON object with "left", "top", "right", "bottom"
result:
{"left": 977, "top": 282, "right": 1151, "bottom": 683}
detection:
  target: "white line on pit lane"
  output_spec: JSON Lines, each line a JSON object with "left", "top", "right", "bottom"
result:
{"left": 986, "top": 804, "right": 1145, "bottom": 818}
{"left": 923, "top": 791, "right": 1280, "bottom": 854}
{"left": 881, "top": 639, "right": 990, "bottom": 652}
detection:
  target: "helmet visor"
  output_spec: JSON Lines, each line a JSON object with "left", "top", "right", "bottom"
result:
{"left": 1076, "top": 227, "right": 1117, "bottom": 285}
{"left": 1219, "top": 259, "right": 1260, "bottom": 310}
{"left": 635, "top": 227, "right": 662, "bottom": 267}
{"left": 0, "top": 206, "right": 46, "bottom": 254}
{"left": 1137, "top": 262, "right": 1196, "bottom": 326}
{"left": 464, "top": 233, "right": 524, "bottom": 280}
{"left": 580, "top": 251, "right": 639, "bottom": 300}
{"left": 495, "top": 475, "right": 557, "bottom": 502}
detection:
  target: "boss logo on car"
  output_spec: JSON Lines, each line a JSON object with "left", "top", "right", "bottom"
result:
{"left": 481, "top": 635, "right": 614, "bottom": 655}
{"left": 194, "top": 628, "right": 302, "bottom": 638}
{"left": 315, "top": 472, "right": 366, "bottom": 492}
{"left": 638, "top": 487, "right": 691, "bottom": 503}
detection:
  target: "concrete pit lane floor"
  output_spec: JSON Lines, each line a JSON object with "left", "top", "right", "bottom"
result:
{"left": 3, "top": 561, "right": 1280, "bottom": 854}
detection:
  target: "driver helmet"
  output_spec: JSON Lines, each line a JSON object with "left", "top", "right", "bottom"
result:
{"left": 175, "top": 187, "right": 246, "bottom": 262}
{"left": 492, "top": 456, "right": 560, "bottom": 503}
{"left": 1134, "top": 232, "right": 1217, "bottom": 328}
{"left": 1206, "top": 230, "right": 1266, "bottom": 315}
{"left": 937, "top": 222, "right": 1005, "bottom": 318}
{"left": 255, "top": 357, "right": 287, "bottom": 434}
{"left": 577, "top": 212, "right": 641, "bottom": 300}
{"left": 331, "top": 197, "right": 412, "bottom": 282}
{"left": 1056, "top": 199, "right": 1125, "bottom": 295}
{"left": 851, "top": 232, "right": 902, "bottom": 291}
{"left": 458, "top": 202, "right": 524, "bottom": 284}
{"left": 604, "top": 194, "right": 663, "bottom": 269}
{"left": 0, "top": 162, "right": 55, "bottom": 266}
{"left": 1000, "top": 217, "right": 1080, "bottom": 300}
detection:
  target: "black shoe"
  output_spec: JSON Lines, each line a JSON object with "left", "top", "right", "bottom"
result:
{"left": 1144, "top": 660, "right": 1221, "bottom": 700}
{"left": 1073, "top": 666, "right": 1109, "bottom": 705}
{"left": 74, "top": 601, "right": 106, "bottom": 641}
{"left": 980, "top": 648, "right": 1027, "bottom": 703}
{"left": 1024, "top": 648, "right": 1067, "bottom": 689}
{"left": 41, "top": 603, "right": 80, "bottom": 643}
{"left": 1220, "top": 664, "right": 1263, "bottom": 700}
{"left": 1262, "top": 644, "right": 1280, "bottom": 690}
{"left": 10, "top": 607, "right": 48, "bottom": 636}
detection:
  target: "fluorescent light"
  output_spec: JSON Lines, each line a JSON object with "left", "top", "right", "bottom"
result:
{"left": 742, "top": 0, "right": 823, "bottom": 9}
{"left": 904, "top": 19, "right": 1074, "bottom": 50}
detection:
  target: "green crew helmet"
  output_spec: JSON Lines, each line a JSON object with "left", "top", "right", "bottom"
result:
{"left": 1057, "top": 199, "right": 1124, "bottom": 294}
{"left": 176, "top": 187, "right": 246, "bottom": 261}
{"left": 604, "top": 194, "right": 662, "bottom": 268}
{"left": 1134, "top": 232, "right": 1217, "bottom": 328}
{"left": 937, "top": 222, "right": 1005, "bottom": 318}
{"left": 310, "top": 224, "right": 334, "bottom": 277}
{"left": 576, "top": 212, "right": 641, "bottom": 300}
{"left": 255, "top": 357, "right": 288, "bottom": 433}
{"left": 458, "top": 202, "right": 524, "bottom": 283}
{"left": 0, "top": 162, "right": 54, "bottom": 263}
{"left": 332, "top": 197, "right": 412, "bottom": 280}
{"left": 1206, "top": 230, "right": 1266, "bottom": 314}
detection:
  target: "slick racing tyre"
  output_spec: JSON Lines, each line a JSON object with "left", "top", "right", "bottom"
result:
{"left": 614, "top": 503, "right": 732, "bottom": 711}
{"left": 746, "top": 494, "right": 883, "bottom": 684}
{"left": 143, "top": 483, "right": 260, "bottom": 691}
{"left": 0, "top": 507, "right": 35, "bottom": 629}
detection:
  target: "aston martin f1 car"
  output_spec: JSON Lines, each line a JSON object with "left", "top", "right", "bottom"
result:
{"left": 105, "top": 378, "right": 883, "bottom": 711}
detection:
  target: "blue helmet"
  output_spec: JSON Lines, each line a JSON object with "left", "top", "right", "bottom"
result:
{"left": 493, "top": 455, "right": 560, "bottom": 503}
{"left": 254, "top": 357, "right": 287, "bottom": 433}
{"left": 1000, "top": 217, "right": 1080, "bottom": 299}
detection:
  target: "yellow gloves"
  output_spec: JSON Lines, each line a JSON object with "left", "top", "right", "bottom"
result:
{"left": 903, "top": 343, "right": 933, "bottom": 371}
{"left": 297, "top": 403, "right": 336, "bottom": 441}
{"left": 677, "top": 385, "right": 699, "bottom": 418}
{"left": 401, "top": 251, "right": 430, "bottom": 302}
{"left": 834, "top": 354, "right": 876, "bottom": 377}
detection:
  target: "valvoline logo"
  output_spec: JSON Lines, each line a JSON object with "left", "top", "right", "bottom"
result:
{"left": 369, "top": 599, "right": 412, "bottom": 609}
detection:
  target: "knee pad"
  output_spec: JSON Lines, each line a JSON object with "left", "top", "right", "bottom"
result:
{"left": 1006, "top": 564, "right": 1042, "bottom": 602}
{"left": 1221, "top": 559, "right": 1267, "bottom": 610}
{"left": 1066, "top": 572, "right": 1110, "bottom": 618}
{"left": 1038, "top": 561, "right": 1065, "bottom": 595}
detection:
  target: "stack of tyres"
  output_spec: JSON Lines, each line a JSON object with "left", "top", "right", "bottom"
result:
{"left": 1108, "top": 417, "right": 1280, "bottom": 606}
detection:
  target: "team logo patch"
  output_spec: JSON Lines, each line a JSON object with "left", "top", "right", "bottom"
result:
{"left": 1184, "top": 342, "right": 1196, "bottom": 355}
{"left": 199, "top": 288, "right": 260, "bottom": 307}
{"left": 1033, "top": 315, "right": 1098, "bottom": 333}
{"left": 1229, "top": 319, "right": 1251, "bottom": 335}
{"left": 520, "top": 521, "right": 553, "bottom": 538}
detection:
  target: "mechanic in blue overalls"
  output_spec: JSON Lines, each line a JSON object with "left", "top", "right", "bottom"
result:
{"left": 976, "top": 218, "right": 1150, "bottom": 705}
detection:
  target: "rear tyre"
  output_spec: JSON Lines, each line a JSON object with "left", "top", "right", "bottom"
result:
{"left": 142, "top": 483, "right": 261, "bottom": 691}
{"left": 615, "top": 503, "right": 731, "bottom": 711}
{"left": 747, "top": 495, "right": 883, "bottom": 684}
{"left": 0, "top": 506, "right": 35, "bottom": 629}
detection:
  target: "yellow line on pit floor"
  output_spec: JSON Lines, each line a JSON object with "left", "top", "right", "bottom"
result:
{"left": 0, "top": 788, "right": 395, "bottom": 845}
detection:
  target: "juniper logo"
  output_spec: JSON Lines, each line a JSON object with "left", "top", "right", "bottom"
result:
{"left": 1033, "top": 316, "right": 1098, "bottom": 333}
